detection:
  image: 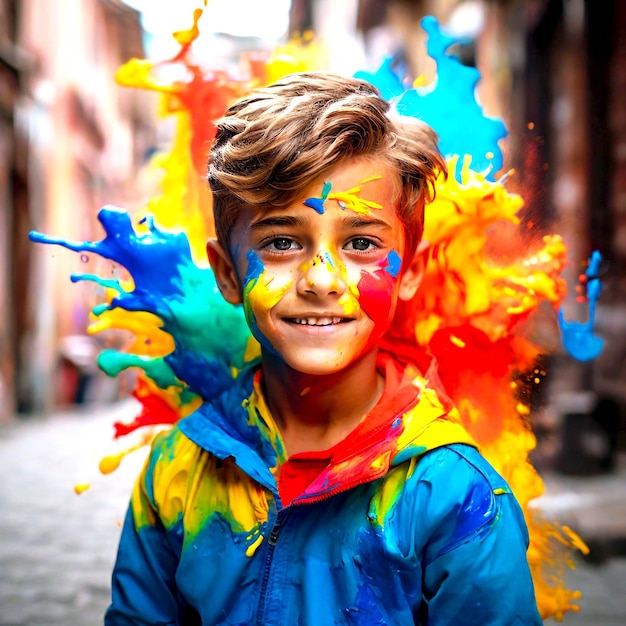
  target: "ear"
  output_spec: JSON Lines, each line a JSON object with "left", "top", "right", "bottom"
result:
{"left": 206, "top": 238, "right": 243, "bottom": 305}
{"left": 397, "top": 239, "right": 429, "bottom": 301}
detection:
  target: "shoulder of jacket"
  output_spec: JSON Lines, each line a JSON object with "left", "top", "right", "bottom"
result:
{"left": 392, "top": 445, "right": 514, "bottom": 552}
{"left": 413, "top": 443, "right": 510, "bottom": 493}
{"left": 144, "top": 425, "right": 206, "bottom": 494}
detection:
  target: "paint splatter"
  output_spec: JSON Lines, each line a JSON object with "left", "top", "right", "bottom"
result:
{"left": 365, "top": 17, "right": 507, "bottom": 180}
{"left": 305, "top": 177, "right": 384, "bottom": 215}
{"left": 30, "top": 205, "right": 257, "bottom": 410}
{"left": 304, "top": 181, "right": 332, "bottom": 213}
{"left": 558, "top": 251, "right": 604, "bottom": 361}
{"left": 384, "top": 250, "right": 402, "bottom": 278}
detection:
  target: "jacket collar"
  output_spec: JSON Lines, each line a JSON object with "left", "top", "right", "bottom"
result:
{"left": 179, "top": 353, "right": 475, "bottom": 501}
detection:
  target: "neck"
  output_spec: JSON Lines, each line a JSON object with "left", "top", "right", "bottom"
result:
{"left": 260, "top": 350, "right": 384, "bottom": 456}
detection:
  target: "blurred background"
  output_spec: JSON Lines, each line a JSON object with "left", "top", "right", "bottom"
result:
{"left": 0, "top": 0, "right": 625, "bottom": 624}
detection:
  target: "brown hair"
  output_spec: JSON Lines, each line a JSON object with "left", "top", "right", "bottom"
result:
{"left": 208, "top": 72, "right": 446, "bottom": 257}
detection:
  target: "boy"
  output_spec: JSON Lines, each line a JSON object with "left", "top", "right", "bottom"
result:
{"left": 106, "top": 73, "right": 542, "bottom": 625}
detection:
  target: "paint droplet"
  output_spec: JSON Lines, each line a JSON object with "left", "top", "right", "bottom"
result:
{"left": 99, "top": 453, "right": 122, "bottom": 475}
{"left": 516, "top": 403, "right": 530, "bottom": 415}
{"left": 245, "top": 534, "right": 264, "bottom": 557}
{"left": 527, "top": 121, "right": 535, "bottom": 130}
{"left": 450, "top": 335, "right": 466, "bottom": 348}
{"left": 534, "top": 377, "right": 540, "bottom": 384}
{"left": 486, "top": 151, "right": 494, "bottom": 159}
{"left": 300, "top": 387, "right": 310, "bottom": 396}
{"left": 80, "top": 253, "right": 90, "bottom": 263}
{"left": 74, "top": 482, "right": 90, "bottom": 495}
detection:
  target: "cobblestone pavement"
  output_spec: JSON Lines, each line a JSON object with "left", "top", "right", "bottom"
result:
{"left": 1, "top": 402, "right": 625, "bottom": 625}
{"left": 0, "top": 401, "right": 144, "bottom": 626}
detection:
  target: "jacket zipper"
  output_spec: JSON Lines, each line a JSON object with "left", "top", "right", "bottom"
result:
{"left": 255, "top": 508, "right": 289, "bottom": 625}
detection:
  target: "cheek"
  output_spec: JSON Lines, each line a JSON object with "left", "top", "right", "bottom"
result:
{"left": 243, "top": 253, "right": 293, "bottom": 324}
{"left": 356, "top": 269, "right": 396, "bottom": 329}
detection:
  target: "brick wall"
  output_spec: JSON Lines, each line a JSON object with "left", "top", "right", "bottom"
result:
{"left": 610, "top": 0, "right": 626, "bottom": 281}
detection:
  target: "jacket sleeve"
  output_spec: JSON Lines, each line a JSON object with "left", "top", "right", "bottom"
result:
{"left": 105, "top": 446, "right": 183, "bottom": 626}
{"left": 414, "top": 445, "right": 543, "bottom": 626}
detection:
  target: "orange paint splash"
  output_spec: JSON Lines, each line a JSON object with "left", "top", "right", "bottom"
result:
{"left": 390, "top": 156, "right": 580, "bottom": 619}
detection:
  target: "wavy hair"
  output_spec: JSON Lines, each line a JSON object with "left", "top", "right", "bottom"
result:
{"left": 208, "top": 72, "right": 446, "bottom": 257}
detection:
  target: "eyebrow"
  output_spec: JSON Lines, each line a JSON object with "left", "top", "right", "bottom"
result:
{"left": 249, "top": 215, "right": 307, "bottom": 231}
{"left": 342, "top": 214, "right": 392, "bottom": 230}
{"left": 248, "top": 213, "right": 393, "bottom": 232}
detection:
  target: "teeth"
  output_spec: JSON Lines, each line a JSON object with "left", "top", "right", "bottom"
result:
{"left": 292, "top": 317, "right": 343, "bottom": 326}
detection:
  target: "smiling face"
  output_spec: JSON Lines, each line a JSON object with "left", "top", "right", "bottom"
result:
{"left": 208, "top": 158, "right": 426, "bottom": 378}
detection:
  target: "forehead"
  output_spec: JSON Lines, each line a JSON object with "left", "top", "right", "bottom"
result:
{"left": 246, "top": 157, "right": 401, "bottom": 227}
{"left": 306, "top": 157, "right": 400, "bottom": 210}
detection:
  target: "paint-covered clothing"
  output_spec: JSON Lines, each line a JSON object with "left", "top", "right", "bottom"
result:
{"left": 106, "top": 356, "right": 542, "bottom": 625}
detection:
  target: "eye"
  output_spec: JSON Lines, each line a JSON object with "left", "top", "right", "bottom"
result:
{"left": 264, "top": 237, "right": 301, "bottom": 252}
{"left": 346, "top": 237, "right": 377, "bottom": 252}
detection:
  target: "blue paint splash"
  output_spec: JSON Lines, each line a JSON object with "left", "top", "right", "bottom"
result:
{"left": 29, "top": 205, "right": 254, "bottom": 401}
{"left": 354, "top": 56, "right": 406, "bottom": 101}
{"left": 558, "top": 251, "right": 605, "bottom": 361}
{"left": 359, "top": 16, "right": 507, "bottom": 180}
{"left": 304, "top": 181, "right": 332, "bottom": 214}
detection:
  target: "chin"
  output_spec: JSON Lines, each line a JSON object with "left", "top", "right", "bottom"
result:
{"left": 258, "top": 345, "right": 351, "bottom": 376}
{"left": 284, "top": 358, "right": 350, "bottom": 377}
{"left": 280, "top": 346, "right": 372, "bottom": 378}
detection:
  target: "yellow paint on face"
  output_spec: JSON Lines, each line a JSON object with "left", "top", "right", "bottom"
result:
{"left": 326, "top": 175, "right": 384, "bottom": 215}
{"left": 246, "top": 271, "right": 294, "bottom": 319}
{"left": 298, "top": 250, "right": 361, "bottom": 318}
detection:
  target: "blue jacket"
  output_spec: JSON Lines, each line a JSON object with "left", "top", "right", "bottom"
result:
{"left": 106, "top": 362, "right": 542, "bottom": 625}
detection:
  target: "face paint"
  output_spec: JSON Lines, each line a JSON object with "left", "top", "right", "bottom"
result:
{"left": 243, "top": 250, "right": 293, "bottom": 356}
{"left": 303, "top": 181, "right": 332, "bottom": 214}
{"left": 356, "top": 251, "right": 402, "bottom": 330}
{"left": 304, "top": 176, "right": 384, "bottom": 216}
{"left": 327, "top": 176, "right": 383, "bottom": 215}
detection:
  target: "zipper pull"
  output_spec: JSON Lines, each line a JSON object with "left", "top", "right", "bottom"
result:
{"left": 267, "top": 510, "right": 288, "bottom": 546}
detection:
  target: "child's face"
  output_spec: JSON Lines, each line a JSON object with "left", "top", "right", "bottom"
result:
{"left": 208, "top": 157, "right": 426, "bottom": 377}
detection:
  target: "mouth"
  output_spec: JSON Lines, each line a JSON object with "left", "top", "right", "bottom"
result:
{"left": 285, "top": 316, "right": 353, "bottom": 327}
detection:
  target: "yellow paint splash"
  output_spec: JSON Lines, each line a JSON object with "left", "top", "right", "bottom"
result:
{"left": 327, "top": 176, "right": 384, "bottom": 215}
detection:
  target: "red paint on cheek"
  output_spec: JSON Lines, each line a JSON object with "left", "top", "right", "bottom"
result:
{"left": 357, "top": 269, "right": 396, "bottom": 328}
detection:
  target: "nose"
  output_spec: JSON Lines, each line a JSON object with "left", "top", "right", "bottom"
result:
{"left": 298, "top": 251, "right": 347, "bottom": 297}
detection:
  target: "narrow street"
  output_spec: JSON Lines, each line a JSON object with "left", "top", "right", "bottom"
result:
{"left": 1, "top": 401, "right": 625, "bottom": 625}
{"left": 0, "top": 401, "right": 145, "bottom": 626}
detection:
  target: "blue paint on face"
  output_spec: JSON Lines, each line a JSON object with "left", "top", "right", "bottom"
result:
{"left": 244, "top": 250, "right": 264, "bottom": 283}
{"left": 29, "top": 205, "right": 253, "bottom": 402}
{"left": 242, "top": 250, "right": 281, "bottom": 358}
{"left": 384, "top": 250, "right": 402, "bottom": 278}
{"left": 304, "top": 181, "right": 332, "bottom": 214}
{"left": 558, "top": 250, "right": 605, "bottom": 362}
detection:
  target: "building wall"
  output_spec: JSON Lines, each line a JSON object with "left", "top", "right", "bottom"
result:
{"left": 16, "top": 0, "right": 157, "bottom": 412}
{"left": 0, "top": 0, "right": 31, "bottom": 421}
{"left": 609, "top": 0, "right": 626, "bottom": 280}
